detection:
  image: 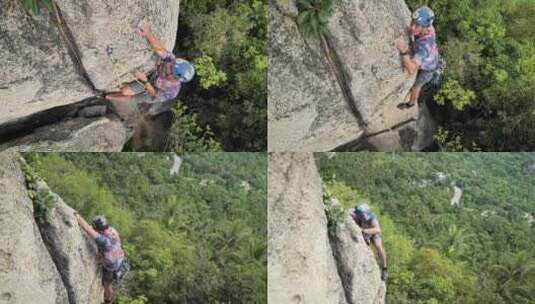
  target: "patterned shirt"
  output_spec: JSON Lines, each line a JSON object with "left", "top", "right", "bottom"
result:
{"left": 149, "top": 51, "right": 181, "bottom": 103}
{"left": 95, "top": 227, "right": 125, "bottom": 271}
{"left": 352, "top": 210, "right": 380, "bottom": 230}
{"left": 413, "top": 26, "right": 440, "bottom": 71}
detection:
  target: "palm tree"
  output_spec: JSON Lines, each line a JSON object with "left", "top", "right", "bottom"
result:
{"left": 490, "top": 251, "right": 535, "bottom": 303}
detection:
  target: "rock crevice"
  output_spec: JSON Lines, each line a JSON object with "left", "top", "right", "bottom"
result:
{"left": 269, "top": 0, "right": 436, "bottom": 151}
{"left": 0, "top": 0, "right": 180, "bottom": 151}
{"left": 0, "top": 152, "right": 103, "bottom": 304}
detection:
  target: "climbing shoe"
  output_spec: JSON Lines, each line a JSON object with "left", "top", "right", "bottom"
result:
{"left": 381, "top": 268, "right": 388, "bottom": 282}
{"left": 397, "top": 102, "right": 415, "bottom": 110}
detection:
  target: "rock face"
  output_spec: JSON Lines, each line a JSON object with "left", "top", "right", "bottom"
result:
{"left": 451, "top": 186, "right": 463, "bottom": 206}
{"left": 268, "top": 153, "right": 346, "bottom": 304}
{"left": 1, "top": 116, "right": 128, "bottom": 152}
{"left": 268, "top": 3, "right": 362, "bottom": 152}
{"left": 0, "top": 152, "right": 68, "bottom": 304}
{"left": 0, "top": 0, "right": 179, "bottom": 146}
{"left": 54, "top": 0, "right": 180, "bottom": 91}
{"left": 268, "top": 0, "right": 435, "bottom": 151}
{"left": 0, "top": 152, "right": 103, "bottom": 303}
{"left": 0, "top": 1, "right": 94, "bottom": 127}
{"left": 35, "top": 179, "right": 103, "bottom": 304}
{"left": 268, "top": 153, "right": 385, "bottom": 304}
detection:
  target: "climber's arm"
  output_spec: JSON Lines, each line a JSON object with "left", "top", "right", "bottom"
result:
{"left": 75, "top": 214, "right": 99, "bottom": 239}
{"left": 143, "top": 82, "right": 157, "bottom": 97}
{"left": 138, "top": 19, "right": 167, "bottom": 58}
{"left": 362, "top": 224, "right": 381, "bottom": 235}
{"left": 401, "top": 54, "right": 419, "bottom": 75}
{"left": 395, "top": 37, "right": 419, "bottom": 75}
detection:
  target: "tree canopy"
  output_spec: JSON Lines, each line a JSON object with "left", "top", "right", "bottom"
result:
{"left": 406, "top": 0, "right": 535, "bottom": 151}
{"left": 25, "top": 152, "right": 267, "bottom": 304}
{"left": 318, "top": 152, "right": 535, "bottom": 303}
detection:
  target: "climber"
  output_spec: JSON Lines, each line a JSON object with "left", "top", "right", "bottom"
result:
{"left": 75, "top": 213, "right": 125, "bottom": 304}
{"left": 351, "top": 203, "right": 388, "bottom": 281}
{"left": 395, "top": 6, "right": 441, "bottom": 110}
{"left": 104, "top": 18, "right": 195, "bottom": 115}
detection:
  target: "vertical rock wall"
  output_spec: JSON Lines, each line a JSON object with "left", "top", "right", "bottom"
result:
{"left": 268, "top": 153, "right": 386, "bottom": 303}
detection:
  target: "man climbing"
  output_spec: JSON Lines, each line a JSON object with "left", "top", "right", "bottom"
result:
{"left": 395, "top": 6, "right": 440, "bottom": 110}
{"left": 351, "top": 203, "right": 388, "bottom": 281}
{"left": 75, "top": 213, "right": 125, "bottom": 304}
{"left": 104, "top": 19, "right": 195, "bottom": 115}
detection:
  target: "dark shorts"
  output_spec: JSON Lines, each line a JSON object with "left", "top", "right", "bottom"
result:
{"left": 363, "top": 232, "right": 382, "bottom": 244}
{"left": 102, "top": 267, "right": 117, "bottom": 284}
{"left": 414, "top": 69, "right": 436, "bottom": 87}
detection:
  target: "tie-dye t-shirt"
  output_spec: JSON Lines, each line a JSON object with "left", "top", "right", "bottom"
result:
{"left": 413, "top": 26, "right": 439, "bottom": 71}
{"left": 95, "top": 227, "right": 125, "bottom": 271}
{"left": 148, "top": 51, "right": 181, "bottom": 103}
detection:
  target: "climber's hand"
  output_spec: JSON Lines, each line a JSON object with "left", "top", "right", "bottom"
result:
{"left": 395, "top": 37, "right": 408, "bottom": 53}
{"left": 138, "top": 18, "right": 151, "bottom": 37}
{"left": 133, "top": 70, "right": 148, "bottom": 82}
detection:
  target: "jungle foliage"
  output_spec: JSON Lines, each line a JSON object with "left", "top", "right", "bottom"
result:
{"left": 173, "top": 0, "right": 267, "bottom": 151}
{"left": 25, "top": 153, "right": 267, "bottom": 304}
{"left": 318, "top": 152, "right": 535, "bottom": 304}
{"left": 406, "top": 0, "right": 535, "bottom": 151}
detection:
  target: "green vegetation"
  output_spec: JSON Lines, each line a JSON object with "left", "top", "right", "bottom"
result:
{"left": 19, "top": 156, "right": 55, "bottom": 224}
{"left": 296, "top": 0, "right": 340, "bottom": 38}
{"left": 174, "top": 0, "right": 267, "bottom": 151}
{"left": 406, "top": 0, "right": 535, "bottom": 151}
{"left": 318, "top": 153, "right": 535, "bottom": 304}
{"left": 166, "top": 102, "right": 222, "bottom": 153}
{"left": 19, "top": 0, "right": 53, "bottom": 14}
{"left": 24, "top": 153, "right": 267, "bottom": 304}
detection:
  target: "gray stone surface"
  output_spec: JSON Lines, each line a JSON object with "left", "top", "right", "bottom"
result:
{"left": 0, "top": 1, "right": 94, "bottom": 127}
{"left": 55, "top": 0, "right": 180, "bottom": 91}
{"left": 268, "top": 2, "right": 363, "bottom": 152}
{"left": 1, "top": 116, "right": 127, "bottom": 152}
{"left": 327, "top": 0, "right": 415, "bottom": 120}
{"left": 268, "top": 153, "right": 347, "bottom": 304}
{"left": 0, "top": 152, "right": 68, "bottom": 304}
{"left": 268, "top": 153, "right": 386, "bottom": 304}
{"left": 0, "top": 0, "right": 179, "bottom": 134}
{"left": 268, "top": 0, "right": 434, "bottom": 151}
{"left": 35, "top": 179, "right": 103, "bottom": 304}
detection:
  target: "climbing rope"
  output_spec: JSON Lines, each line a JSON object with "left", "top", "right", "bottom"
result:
{"left": 49, "top": 0, "right": 97, "bottom": 92}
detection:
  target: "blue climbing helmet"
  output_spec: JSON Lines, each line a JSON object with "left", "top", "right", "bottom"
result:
{"left": 174, "top": 58, "right": 195, "bottom": 83}
{"left": 91, "top": 215, "right": 109, "bottom": 232}
{"left": 412, "top": 6, "right": 435, "bottom": 28}
{"left": 355, "top": 203, "right": 371, "bottom": 217}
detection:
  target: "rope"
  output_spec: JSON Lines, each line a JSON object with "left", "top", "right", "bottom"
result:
{"left": 49, "top": 0, "right": 97, "bottom": 92}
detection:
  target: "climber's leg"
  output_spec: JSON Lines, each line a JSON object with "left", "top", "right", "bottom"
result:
{"left": 104, "top": 283, "right": 113, "bottom": 301}
{"left": 409, "top": 85, "right": 422, "bottom": 105}
{"left": 372, "top": 236, "right": 388, "bottom": 281}
{"left": 105, "top": 92, "right": 134, "bottom": 103}
{"left": 372, "top": 236, "right": 387, "bottom": 269}
{"left": 102, "top": 268, "right": 115, "bottom": 303}
{"left": 120, "top": 84, "right": 136, "bottom": 96}
{"left": 399, "top": 69, "right": 434, "bottom": 110}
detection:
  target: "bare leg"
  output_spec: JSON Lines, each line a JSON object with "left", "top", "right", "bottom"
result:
{"left": 409, "top": 85, "right": 422, "bottom": 106}
{"left": 103, "top": 282, "right": 113, "bottom": 302}
{"left": 372, "top": 237, "right": 387, "bottom": 269}
{"left": 105, "top": 93, "right": 134, "bottom": 103}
